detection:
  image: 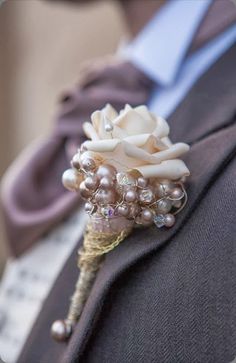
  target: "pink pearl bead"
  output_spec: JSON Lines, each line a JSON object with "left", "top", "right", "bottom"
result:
{"left": 71, "top": 153, "right": 81, "bottom": 170}
{"left": 125, "top": 190, "right": 137, "bottom": 203}
{"left": 129, "top": 204, "right": 140, "bottom": 218}
{"left": 96, "top": 165, "right": 117, "bottom": 180}
{"left": 164, "top": 214, "right": 175, "bottom": 227}
{"left": 62, "top": 169, "right": 81, "bottom": 192}
{"left": 84, "top": 175, "right": 98, "bottom": 190}
{"left": 81, "top": 158, "right": 96, "bottom": 172}
{"left": 137, "top": 177, "right": 148, "bottom": 188}
{"left": 79, "top": 181, "right": 92, "bottom": 199}
{"left": 117, "top": 204, "right": 130, "bottom": 217}
{"left": 95, "top": 189, "right": 116, "bottom": 205}
{"left": 85, "top": 202, "right": 94, "bottom": 213}
{"left": 100, "top": 176, "right": 114, "bottom": 189}
{"left": 141, "top": 208, "right": 153, "bottom": 222}
{"left": 170, "top": 188, "right": 184, "bottom": 200}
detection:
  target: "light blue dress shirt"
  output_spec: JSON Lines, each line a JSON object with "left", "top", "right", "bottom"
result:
{"left": 122, "top": 0, "right": 236, "bottom": 119}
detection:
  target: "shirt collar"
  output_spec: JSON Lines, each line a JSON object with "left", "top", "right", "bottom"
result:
{"left": 121, "top": 0, "right": 212, "bottom": 86}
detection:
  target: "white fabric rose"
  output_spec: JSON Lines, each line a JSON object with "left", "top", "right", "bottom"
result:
{"left": 82, "top": 104, "right": 190, "bottom": 180}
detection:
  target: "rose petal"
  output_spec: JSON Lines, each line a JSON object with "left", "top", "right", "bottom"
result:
{"left": 152, "top": 143, "right": 190, "bottom": 162}
{"left": 83, "top": 139, "right": 120, "bottom": 152}
{"left": 113, "top": 109, "right": 156, "bottom": 135}
{"left": 104, "top": 103, "right": 118, "bottom": 121}
{"left": 153, "top": 116, "right": 170, "bottom": 138}
{"left": 83, "top": 122, "right": 99, "bottom": 141}
{"left": 135, "top": 159, "right": 190, "bottom": 179}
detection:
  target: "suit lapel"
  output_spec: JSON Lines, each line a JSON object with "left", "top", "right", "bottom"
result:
{"left": 63, "top": 45, "right": 236, "bottom": 362}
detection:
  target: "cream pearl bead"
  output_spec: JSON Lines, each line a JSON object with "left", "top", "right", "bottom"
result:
{"left": 97, "top": 165, "right": 117, "bottom": 180}
{"left": 71, "top": 153, "right": 81, "bottom": 170}
{"left": 81, "top": 158, "right": 96, "bottom": 172}
{"left": 85, "top": 202, "right": 94, "bottom": 213}
{"left": 170, "top": 187, "right": 184, "bottom": 200}
{"left": 137, "top": 177, "right": 148, "bottom": 188}
{"left": 156, "top": 199, "right": 172, "bottom": 214}
{"left": 79, "top": 181, "right": 92, "bottom": 199}
{"left": 125, "top": 190, "right": 137, "bottom": 203}
{"left": 164, "top": 213, "right": 175, "bottom": 227}
{"left": 95, "top": 189, "right": 116, "bottom": 205}
{"left": 129, "top": 204, "right": 140, "bottom": 218}
{"left": 117, "top": 204, "right": 130, "bottom": 217}
{"left": 100, "top": 176, "right": 114, "bottom": 189}
{"left": 84, "top": 175, "right": 98, "bottom": 190}
{"left": 62, "top": 169, "right": 81, "bottom": 192}
{"left": 51, "top": 320, "right": 73, "bottom": 342}
{"left": 141, "top": 209, "right": 153, "bottom": 222}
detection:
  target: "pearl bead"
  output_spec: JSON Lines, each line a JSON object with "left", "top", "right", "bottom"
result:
{"left": 137, "top": 177, "right": 148, "bottom": 188}
{"left": 164, "top": 213, "right": 175, "bottom": 227}
{"left": 156, "top": 199, "right": 172, "bottom": 214}
{"left": 129, "top": 204, "right": 140, "bottom": 218}
{"left": 95, "top": 189, "right": 116, "bottom": 205}
{"left": 62, "top": 169, "right": 81, "bottom": 192}
{"left": 141, "top": 209, "right": 153, "bottom": 222}
{"left": 105, "top": 122, "right": 114, "bottom": 132}
{"left": 173, "top": 200, "right": 182, "bottom": 208}
{"left": 100, "top": 176, "right": 114, "bottom": 189}
{"left": 125, "top": 190, "right": 137, "bottom": 203}
{"left": 97, "top": 165, "right": 117, "bottom": 180}
{"left": 79, "top": 181, "right": 92, "bottom": 199}
{"left": 117, "top": 204, "right": 130, "bottom": 217}
{"left": 51, "top": 320, "right": 73, "bottom": 342}
{"left": 81, "top": 158, "right": 96, "bottom": 172}
{"left": 85, "top": 202, "right": 94, "bottom": 213}
{"left": 156, "top": 180, "right": 174, "bottom": 197}
{"left": 84, "top": 175, "right": 98, "bottom": 190}
{"left": 170, "top": 187, "right": 184, "bottom": 200}
{"left": 71, "top": 153, "right": 81, "bottom": 170}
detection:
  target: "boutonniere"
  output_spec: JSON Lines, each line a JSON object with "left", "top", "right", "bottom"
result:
{"left": 51, "top": 104, "right": 190, "bottom": 341}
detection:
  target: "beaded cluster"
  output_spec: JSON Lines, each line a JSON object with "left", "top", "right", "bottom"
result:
{"left": 62, "top": 146, "right": 187, "bottom": 230}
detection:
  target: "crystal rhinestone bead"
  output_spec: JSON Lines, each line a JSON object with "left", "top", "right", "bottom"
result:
{"left": 101, "top": 206, "right": 115, "bottom": 218}
{"left": 116, "top": 172, "right": 136, "bottom": 187}
{"left": 153, "top": 214, "right": 166, "bottom": 228}
{"left": 139, "top": 189, "right": 154, "bottom": 204}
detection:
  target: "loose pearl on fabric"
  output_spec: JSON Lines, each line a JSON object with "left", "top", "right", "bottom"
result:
{"left": 79, "top": 181, "right": 92, "bottom": 199}
{"left": 125, "top": 190, "right": 137, "bottom": 203}
{"left": 164, "top": 213, "right": 175, "bottom": 227}
{"left": 170, "top": 187, "right": 184, "bottom": 200}
{"left": 156, "top": 199, "right": 172, "bottom": 214}
{"left": 81, "top": 158, "right": 96, "bottom": 172}
{"left": 62, "top": 169, "right": 81, "bottom": 192}
{"left": 137, "top": 177, "right": 148, "bottom": 188}
{"left": 97, "top": 165, "right": 117, "bottom": 180}
{"left": 100, "top": 176, "right": 114, "bottom": 189}
{"left": 51, "top": 320, "right": 73, "bottom": 342}
{"left": 117, "top": 204, "right": 130, "bottom": 217}
{"left": 84, "top": 175, "right": 98, "bottom": 190}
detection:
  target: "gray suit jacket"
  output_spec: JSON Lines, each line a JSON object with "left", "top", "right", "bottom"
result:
{"left": 18, "top": 44, "right": 236, "bottom": 363}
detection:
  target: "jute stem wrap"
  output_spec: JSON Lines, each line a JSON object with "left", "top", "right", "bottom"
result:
{"left": 66, "top": 224, "right": 132, "bottom": 325}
